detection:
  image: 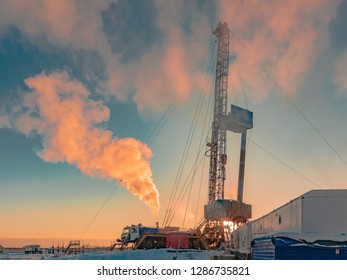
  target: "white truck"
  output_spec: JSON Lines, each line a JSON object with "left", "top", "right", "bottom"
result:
{"left": 112, "top": 224, "right": 200, "bottom": 250}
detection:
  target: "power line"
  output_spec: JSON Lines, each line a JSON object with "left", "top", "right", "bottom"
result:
{"left": 166, "top": 97, "right": 215, "bottom": 227}
{"left": 79, "top": 185, "right": 118, "bottom": 239}
{"left": 163, "top": 47, "right": 216, "bottom": 227}
{"left": 194, "top": 78, "right": 215, "bottom": 225}
{"left": 146, "top": 42, "right": 213, "bottom": 146}
{"left": 165, "top": 49, "right": 216, "bottom": 226}
{"left": 80, "top": 41, "right": 215, "bottom": 238}
{"left": 163, "top": 92, "right": 205, "bottom": 226}
{"left": 230, "top": 31, "right": 347, "bottom": 168}
{"left": 249, "top": 139, "right": 323, "bottom": 189}
{"left": 260, "top": 66, "right": 347, "bottom": 167}
{"left": 167, "top": 147, "right": 208, "bottom": 226}
{"left": 145, "top": 99, "right": 176, "bottom": 145}
{"left": 182, "top": 69, "right": 215, "bottom": 229}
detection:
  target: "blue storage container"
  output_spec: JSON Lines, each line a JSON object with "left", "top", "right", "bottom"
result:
{"left": 252, "top": 233, "right": 347, "bottom": 260}
{"left": 139, "top": 226, "right": 159, "bottom": 235}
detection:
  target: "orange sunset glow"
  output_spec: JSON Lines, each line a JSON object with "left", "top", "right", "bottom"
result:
{"left": 1, "top": 0, "right": 347, "bottom": 250}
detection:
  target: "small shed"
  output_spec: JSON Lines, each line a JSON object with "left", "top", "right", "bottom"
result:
{"left": 166, "top": 232, "right": 189, "bottom": 249}
{"left": 23, "top": 244, "right": 42, "bottom": 254}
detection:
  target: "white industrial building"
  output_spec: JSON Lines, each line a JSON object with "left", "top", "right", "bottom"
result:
{"left": 232, "top": 189, "right": 347, "bottom": 255}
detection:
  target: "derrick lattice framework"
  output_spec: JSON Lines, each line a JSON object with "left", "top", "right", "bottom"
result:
{"left": 201, "top": 22, "right": 252, "bottom": 250}
{"left": 208, "top": 22, "right": 230, "bottom": 204}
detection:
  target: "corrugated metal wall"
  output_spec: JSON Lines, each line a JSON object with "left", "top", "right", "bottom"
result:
{"left": 252, "top": 235, "right": 347, "bottom": 260}
{"left": 251, "top": 236, "right": 275, "bottom": 260}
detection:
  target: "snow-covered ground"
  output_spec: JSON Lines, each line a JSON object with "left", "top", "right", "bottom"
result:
{"left": 0, "top": 249, "right": 227, "bottom": 260}
{"left": 0, "top": 252, "right": 45, "bottom": 260}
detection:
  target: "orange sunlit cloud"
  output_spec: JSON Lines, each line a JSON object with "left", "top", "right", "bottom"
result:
{"left": 134, "top": 29, "right": 192, "bottom": 111}
{"left": 218, "top": 0, "right": 339, "bottom": 99}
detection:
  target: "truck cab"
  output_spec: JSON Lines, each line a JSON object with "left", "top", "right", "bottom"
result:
{"left": 120, "top": 225, "right": 141, "bottom": 243}
{"left": 120, "top": 224, "right": 159, "bottom": 244}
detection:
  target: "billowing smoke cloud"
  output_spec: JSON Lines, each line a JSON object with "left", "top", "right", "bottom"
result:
{"left": 11, "top": 71, "right": 160, "bottom": 213}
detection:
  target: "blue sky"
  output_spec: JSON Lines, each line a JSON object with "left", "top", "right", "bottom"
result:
{"left": 1, "top": 0, "right": 347, "bottom": 243}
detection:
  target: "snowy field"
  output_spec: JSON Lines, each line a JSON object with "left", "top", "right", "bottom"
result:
{"left": 0, "top": 252, "right": 45, "bottom": 260}
{"left": 0, "top": 249, "right": 226, "bottom": 260}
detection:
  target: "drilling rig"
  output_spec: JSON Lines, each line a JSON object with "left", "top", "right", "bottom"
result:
{"left": 200, "top": 22, "right": 253, "bottom": 249}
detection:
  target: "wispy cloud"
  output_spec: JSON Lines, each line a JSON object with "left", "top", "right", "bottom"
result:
{"left": 329, "top": 0, "right": 347, "bottom": 53}
{"left": 0, "top": 0, "right": 214, "bottom": 112}
{"left": 101, "top": 0, "right": 163, "bottom": 64}
{"left": 0, "top": 108, "right": 11, "bottom": 128}
{"left": 334, "top": 51, "right": 347, "bottom": 93}
{"left": 217, "top": 0, "right": 340, "bottom": 99}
